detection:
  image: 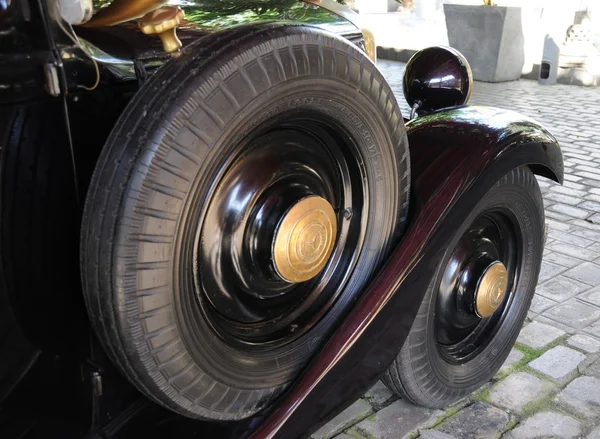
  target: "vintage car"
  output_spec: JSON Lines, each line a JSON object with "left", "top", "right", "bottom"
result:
{"left": 0, "top": 0, "right": 563, "bottom": 438}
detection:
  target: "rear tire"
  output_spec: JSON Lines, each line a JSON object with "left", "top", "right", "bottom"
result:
{"left": 383, "top": 167, "right": 544, "bottom": 408}
{"left": 0, "top": 103, "right": 78, "bottom": 353}
{"left": 81, "top": 24, "right": 410, "bottom": 420}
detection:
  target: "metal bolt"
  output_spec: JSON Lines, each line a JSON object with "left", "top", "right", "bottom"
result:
{"left": 44, "top": 63, "right": 60, "bottom": 97}
{"left": 91, "top": 371, "right": 103, "bottom": 396}
{"left": 343, "top": 208, "right": 353, "bottom": 219}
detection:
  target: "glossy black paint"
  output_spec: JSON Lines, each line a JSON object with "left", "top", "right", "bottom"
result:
{"left": 1, "top": 0, "right": 363, "bottom": 103}
{"left": 0, "top": 102, "right": 562, "bottom": 438}
{"left": 403, "top": 46, "right": 472, "bottom": 116}
{"left": 2, "top": 2, "right": 565, "bottom": 438}
{"left": 195, "top": 120, "right": 366, "bottom": 345}
{"left": 435, "top": 212, "right": 519, "bottom": 363}
{"left": 251, "top": 105, "right": 562, "bottom": 439}
{"left": 0, "top": 0, "right": 55, "bottom": 103}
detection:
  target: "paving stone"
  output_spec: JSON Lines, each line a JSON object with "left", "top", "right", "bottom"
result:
{"left": 548, "top": 204, "right": 591, "bottom": 219}
{"left": 528, "top": 346, "right": 586, "bottom": 380}
{"left": 548, "top": 229, "right": 590, "bottom": 247}
{"left": 536, "top": 275, "right": 591, "bottom": 302}
{"left": 517, "top": 321, "right": 565, "bottom": 350}
{"left": 588, "top": 427, "right": 600, "bottom": 439}
{"left": 538, "top": 260, "right": 568, "bottom": 283}
{"left": 579, "top": 172, "right": 600, "bottom": 182}
{"left": 581, "top": 357, "right": 600, "bottom": 378}
{"left": 500, "top": 348, "right": 525, "bottom": 373}
{"left": 488, "top": 372, "right": 555, "bottom": 412}
{"left": 544, "top": 192, "right": 581, "bottom": 206}
{"left": 584, "top": 320, "right": 600, "bottom": 338}
{"left": 542, "top": 299, "right": 600, "bottom": 331}
{"left": 562, "top": 262, "right": 600, "bottom": 286}
{"left": 548, "top": 185, "right": 588, "bottom": 197}
{"left": 555, "top": 376, "right": 600, "bottom": 418}
{"left": 590, "top": 241, "right": 600, "bottom": 253}
{"left": 543, "top": 252, "right": 586, "bottom": 268}
{"left": 332, "top": 435, "right": 354, "bottom": 439}
{"left": 569, "top": 158, "right": 598, "bottom": 167}
{"left": 545, "top": 218, "right": 572, "bottom": 232}
{"left": 580, "top": 286, "right": 600, "bottom": 307}
{"left": 571, "top": 226, "right": 600, "bottom": 243}
{"left": 529, "top": 295, "right": 557, "bottom": 314}
{"left": 353, "top": 399, "right": 441, "bottom": 439}
{"left": 576, "top": 164, "right": 600, "bottom": 174}
{"left": 568, "top": 333, "right": 600, "bottom": 353}
{"left": 436, "top": 402, "right": 509, "bottom": 439}
{"left": 564, "top": 180, "right": 589, "bottom": 191}
{"left": 563, "top": 151, "right": 591, "bottom": 160}
{"left": 362, "top": 381, "right": 395, "bottom": 410}
{"left": 545, "top": 210, "right": 574, "bottom": 223}
{"left": 579, "top": 200, "right": 600, "bottom": 211}
{"left": 438, "top": 402, "right": 510, "bottom": 439}
{"left": 311, "top": 399, "right": 372, "bottom": 439}
{"left": 573, "top": 219, "right": 600, "bottom": 232}
{"left": 583, "top": 179, "right": 600, "bottom": 189}
{"left": 504, "top": 411, "right": 581, "bottom": 439}
{"left": 547, "top": 243, "right": 600, "bottom": 261}
{"left": 419, "top": 430, "right": 457, "bottom": 439}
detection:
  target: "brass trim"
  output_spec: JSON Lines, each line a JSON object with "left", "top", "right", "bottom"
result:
{"left": 273, "top": 196, "right": 337, "bottom": 283}
{"left": 139, "top": 6, "right": 184, "bottom": 54}
{"left": 474, "top": 261, "right": 508, "bottom": 318}
{"left": 82, "top": 0, "right": 167, "bottom": 27}
{"left": 302, "top": 0, "right": 377, "bottom": 62}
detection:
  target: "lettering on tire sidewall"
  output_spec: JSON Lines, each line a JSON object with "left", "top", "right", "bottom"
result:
{"left": 241, "top": 96, "right": 386, "bottom": 183}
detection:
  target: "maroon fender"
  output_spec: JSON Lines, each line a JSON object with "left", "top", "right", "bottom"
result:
{"left": 249, "top": 105, "right": 563, "bottom": 439}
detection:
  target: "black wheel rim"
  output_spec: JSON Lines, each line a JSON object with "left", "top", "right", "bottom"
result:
{"left": 434, "top": 210, "right": 521, "bottom": 364}
{"left": 192, "top": 112, "right": 368, "bottom": 347}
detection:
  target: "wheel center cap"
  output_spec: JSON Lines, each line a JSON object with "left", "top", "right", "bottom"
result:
{"left": 475, "top": 261, "right": 508, "bottom": 318}
{"left": 273, "top": 196, "right": 337, "bottom": 283}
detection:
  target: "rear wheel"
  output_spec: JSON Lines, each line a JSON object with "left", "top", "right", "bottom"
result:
{"left": 383, "top": 167, "right": 544, "bottom": 408}
{"left": 81, "top": 24, "right": 410, "bottom": 420}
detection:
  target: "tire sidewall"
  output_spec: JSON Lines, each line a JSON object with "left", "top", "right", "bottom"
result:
{"left": 401, "top": 168, "right": 543, "bottom": 405}
{"left": 101, "top": 26, "right": 409, "bottom": 419}
{"left": 170, "top": 82, "right": 401, "bottom": 385}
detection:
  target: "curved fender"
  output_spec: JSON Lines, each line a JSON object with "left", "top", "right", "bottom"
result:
{"left": 249, "top": 106, "right": 563, "bottom": 439}
{"left": 408, "top": 106, "right": 563, "bottom": 189}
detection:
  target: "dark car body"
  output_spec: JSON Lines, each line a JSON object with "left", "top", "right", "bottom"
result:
{"left": 0, "top": 2, "right": 563, "bottom": 438}
{"left": 0, "top": 0, "right": 365, "bottom": 104}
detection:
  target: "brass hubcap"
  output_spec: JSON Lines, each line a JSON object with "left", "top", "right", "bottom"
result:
{"left": 273, "top": 196, "right": 337, "bottom": 283}
{"left": 475, "top": 261, "right": 508, "bottom": 318}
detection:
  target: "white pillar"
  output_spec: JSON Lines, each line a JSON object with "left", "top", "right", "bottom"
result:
{"left": 416, "top": 0, "right": 437, "bottom": 18}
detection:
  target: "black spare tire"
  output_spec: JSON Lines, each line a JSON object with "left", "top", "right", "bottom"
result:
{"left": 80, "top": 24, "right": 410, "bottom": 420}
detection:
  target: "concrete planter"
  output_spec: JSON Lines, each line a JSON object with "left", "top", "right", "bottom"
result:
{"left": 444, "top": 4, "right": 525, "bottom": 82}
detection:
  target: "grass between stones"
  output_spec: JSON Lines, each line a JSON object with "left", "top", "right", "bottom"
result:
{"left": 520, "top": 392, "right": 558, "bottom": 417}
{"left": 452, "top": 336, "right": 580, "bottom": 435}
{"left": 344, "top": 334, "right": 586, "bottom": 439}
{"left": 501, "top": 415, "right": 520, "bottom": 434}
{"left": 345, "top": 428, "right": 372, "bottom": 439}
{"left": 348, "top": 424, "right": 380, "bottom": 439}
{"left": 509, "top": 334, "right": 569, "bottom": 373}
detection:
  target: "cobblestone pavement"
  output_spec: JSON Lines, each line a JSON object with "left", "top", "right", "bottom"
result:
{"left": 311, "top": 61, "right": 600, "bottom": 439}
